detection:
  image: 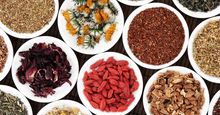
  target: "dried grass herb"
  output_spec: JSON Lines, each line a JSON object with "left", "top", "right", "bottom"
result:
{"left": 0, "top": 36, "right": 8, "bottom": 72}
{"left": 193, "top": 20, "right": 220, "bottom": 78}
{"left": 147, "top": 71, "right": 205, "bottom": 115}
{"left": 0, "top": 0, "right": 55, "bottom": 33}
{"left": 0, "top": 90, "right": 27, "bottom": 115}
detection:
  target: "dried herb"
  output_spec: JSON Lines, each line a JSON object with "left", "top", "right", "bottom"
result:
{"left": 128, "top": 7, "right": 184, "bottom": 65}
{"left": 0, "top": 90, "right": 27, "bottom": 115}
{"left": 0, "top": 36, "right": 8, "bottom": 72}
{"left": 178, "top": 0, "right": 220, "bottom": 12}
{"left": 16, "top": 43, "right": 72, "bottom": 97}
{"left": 46, "top": 106, "right": 86, "bottom": 115}
{"left": 193, "top": 20, "right": 220, "bottom": 78}
{"left": 213, "top": 98, "right": 220, "bottom": 115}
{"left": 0, "top": 0, "right": 55, "bottom": 33}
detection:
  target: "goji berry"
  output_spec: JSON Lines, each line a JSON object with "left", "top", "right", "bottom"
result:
{"left": 109, "top": 79, "right": 118, "bottom": 86}
{"left": 90, "top": 59, "right": 104, "bottom": 69}
{"left": 97, "top": 81, "right": 107, "bottom": 92}
{"left": 84, "top": 90, "right": 91, "bottom": 100}
{"left": 106, "top": 98, "right": 116, "bottom": 104}
{"left": 102, "top": 89, "right": 107, "bottom": 97}
{"left": 100, "top": 99, "right": 106, "bottom": 110}
{"left": 107, "top": 89, "right": 114, "bottom": 98}
{"left": 117, "top": 106, "right": 128, "bottom": 112}
{"left": 108, "top": 68, "right": 119, "bottom": 75}
{"left": 90, "top": 101, "right": 99, "bottom": 109}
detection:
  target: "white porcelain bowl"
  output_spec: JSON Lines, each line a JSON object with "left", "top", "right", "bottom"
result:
{"left": 0, "top": 85, "right": 33, "bottom": 115}
{"left": 37, "top": 100, "right": 92, "bottom": 115}
{"left": 77, "top": 52, "right": 143, "bottom": 115}
{"left": 117, "top": 0, "right": 153, "bottom": 6}
{"left": 188, "top": 16, "right": 220, "bottom": 84}
{"left": 173, "top": 0, "right": 220, "bottom": 18}
{"left": 0, "top": 0, "right": 59, "bottom": 39}
{"left": 58, "top": 0, "right": 124, "bottom": 55}
{"left": 143, "top": 66, "right": 210, "bottom": 115}
{"left": 122, "top": 3, "right": 189, "bottom": 70}
{"left": 208, "top": 90, "right": 220, "bottom": 115}
{"left": 11, "top": 36, "right": 79, "bottom": 103}
{"left": 0, "top": 28, "right": 13, "bottom": 81}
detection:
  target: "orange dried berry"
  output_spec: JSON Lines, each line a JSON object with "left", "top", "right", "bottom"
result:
{"left": 77, "top": 36, "right": 85, "bottom": 45}
{"left": 83, "top": 25, "right": 90, "bottom": 35}
{"left": 62, "top": 11, "right": 71, "bottom": 22}
{"left": 105, "top": 24, "right": 116, "bottom": 41}
{"left": 95, "top": 10, "right": 103, "bottom": 24}
{"left": 77, "top": 5, "right": 85, "bottom": 12}
{"left": 95, "top": 36, "right": 100, "bottom": 43}
{"left": 86, "top": 0, "right": 93, "bottom": 8}
{"left": 66, "top": 22, "right": 77, "bottom": 36}
{"left": 100, "top": 10, "right": 109, "bottom": 22}
{"left": 99, "top": 0, "right": 109, "bottom": 5}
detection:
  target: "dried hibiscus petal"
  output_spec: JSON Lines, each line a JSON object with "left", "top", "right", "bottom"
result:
{"left": 16, "top": 43, "right": 72, "bottom": 97}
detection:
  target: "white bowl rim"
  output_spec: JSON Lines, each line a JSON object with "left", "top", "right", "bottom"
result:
{"left": 208, "top": 90, "right": 220, "bottom": 115}
{"left": 37, "top": 100, "right": 92, "bottom": 115}
{"left": 143, "top": 66, "right": 210, "bottom": 115}
{"left": 117, "top": 0, "right": 154, "bottom": 6}
{"left": 58, "top": 0, "right": 124, "bottom": 55}
{"left": 122, "top": 2, "right": 189, "bottom": 70}
{"left": 77, "top": 52, "right": 143, "bottom": 115}
{"left": 0, "top": 85, "right": 33, "bottom": 115}
{"left": 11, "top": 36, "right": 79, "bottom": 103}
{"left": 188, "top": 16, "right": 220, "bottom": 84}
{"left": 0, "top": 28, "right": 13, "bottom": 81}
{"left": 172, "top": 0, "right": 220, "bottom": 19}
{"left": 0, "top": 0, "right": 59, "bottom": 39}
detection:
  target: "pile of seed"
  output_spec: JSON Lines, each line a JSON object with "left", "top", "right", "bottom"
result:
{"left": 193, "top": 20, "right": 220, "bottom": 78}
{"left": 128, "top": 7, "right": 185, "bottom": 65}
{"left": 0, "top": 0, "right": 55, "bottom": 33}
{"left": 0, "top": 36, "right": 8, "bottom": 72}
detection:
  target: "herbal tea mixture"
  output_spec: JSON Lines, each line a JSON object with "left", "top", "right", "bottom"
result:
{"left": 16, "top": 43, "right": 72, "bottom": 97}
{"left": 193, "top": 20, "right": 220, "bottom": 78}
{"left": 147, "top": 71, "right": 205, "bottom": 115}
{"left": 178, "top": 0, "right": 220, "bottom": 12}
{"left": 128, "top": 7, "right": 184, "bottom": 65}
{"left": 0, "top": 90, "right": 27, "bottom": 115}
{"left": 0, "top": 0, "right": 55, "bottom": 33}
{"left": 0, "top": 36, "right": 8, "bottom": 72}
{"left": 62, "top": 0, "right": 118, "bottom": 48}
{"left": 46, "top": 106, "right": 86, "bottom": 115}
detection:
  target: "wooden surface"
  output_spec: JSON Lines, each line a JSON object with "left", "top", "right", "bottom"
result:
{"left": 1, "top": 0, "right": 220, "bottom": 114}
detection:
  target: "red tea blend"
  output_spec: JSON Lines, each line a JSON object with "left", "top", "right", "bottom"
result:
{"left": 128, "top": 7, "right": 185, "bottom": 65}
{"left": 16, "top": 43, "right": 71, "bottom": 97}
{"left": 83, "top": 57, "right": 139, "bottom": 112}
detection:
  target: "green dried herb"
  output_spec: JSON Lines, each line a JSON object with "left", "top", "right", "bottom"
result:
{"left": 178, "top": 0, "right": 220, "bottom": 12}
{"left": 0, "top": 90, "right": 27, "bottom": 115}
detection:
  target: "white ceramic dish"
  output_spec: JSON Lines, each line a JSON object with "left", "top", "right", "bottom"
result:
{"left": 0, "top": 0, "right": 59, "bottom": 39}
{"left": 122, "top": 3, "right": 189, "bottom": 70}
{"left": 188, "top": 16, "right": 220, "bottom": 84}
{"left": 0, "top": 28, "right": 13, "bottom": 81}
{"left": 58, "top": 0, "right": 124, "bottom": 55}
{"left": 117, "top": 0, "right": 153, "bottom": 6}
{"left": 0, "top": 85, "right": 33, "bottom": 115}
{"left": 208, "top": 90, "right": 220, "bottom": 115}
{"left": 11, "top": 36, "right": 79, "bottom": 103}
{"left": 143, "top": 66, "right": 210, "bottom": 115}
{"left": 173, "top": 0, "right": 220, "bottom": 19}
{"left": 77, "top": 52, "right": 143, "bottom": 115}
{"left": 37, "top": 100, "right": 92, "bottom": 115}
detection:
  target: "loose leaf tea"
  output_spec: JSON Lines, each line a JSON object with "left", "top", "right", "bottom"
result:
{"left": 193, "top": 20, "right": 220, "bottom": 78}
{"left": 178, "top": 0, "right": 220, "bottom": 12}
{"left": 0, "top": 0, "right": 55, "bottom": 33}
{"left": 62, "top": 0, "right": 118, "bottom": 48}
{"left": 0, "top": 36, "right": 8, "bottom": 72}
{"left": 0, "top": 90, "right": 27, "bottom": 115}
{"left": 16, "top": 43, "right": 72, "bottom": 97}
{"left": 213, "top": 98, "right": 220, "bottom": 115}
{"left": 128, "top": 7, "right": 184, "bottom": 65}
{"left": 147, "top": 71, "right": 205, "bottom": 115}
